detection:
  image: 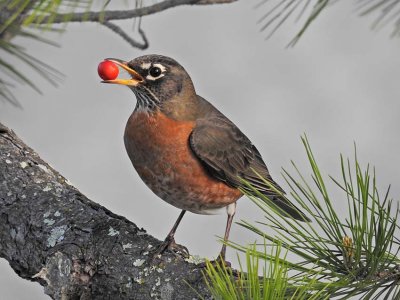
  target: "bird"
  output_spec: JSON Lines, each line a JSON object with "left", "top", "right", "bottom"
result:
{"left": 101, "top": 54, "right": 309, "bottom": 262}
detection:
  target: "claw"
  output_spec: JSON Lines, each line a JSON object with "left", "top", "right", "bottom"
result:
{"left": 199, "top": 256, "right": 240, "bottom": 277}
{"left": 152, "top": 236, "right": 190, "bottom": 259}
{"left": 198, "top": 255, "right": 231, "bottom": 269}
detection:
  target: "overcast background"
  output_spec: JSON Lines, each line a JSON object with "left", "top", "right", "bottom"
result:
{"left": 1, "top": 1, "right": 400, "bottom": 298}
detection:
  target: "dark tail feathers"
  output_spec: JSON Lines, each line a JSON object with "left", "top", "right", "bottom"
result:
{"left": 263, "top": 193, "right": 310, "bottom": 222}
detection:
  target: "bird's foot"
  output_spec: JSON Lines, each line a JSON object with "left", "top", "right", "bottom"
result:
{"left": 198, "top": 254, "right": 231, "bottom": 269}
{"left": 214, "top": 255, "right": 231, "bottom": 268}
{"left": 198, "top": 255, "right": 239, "bottom": 277}
{"left": 152, "top": 236, "right": 189, "bottom": 259}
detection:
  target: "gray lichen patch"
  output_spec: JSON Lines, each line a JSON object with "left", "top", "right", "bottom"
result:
{"left": 122, "top": 243, "right": 132, "bottom": 250}
{"left": 10, "top": 228, "right": 16, "bottom": 239}
{"left": 133, "top": 259, "right": 145, "bottom": 267}
{"left": 108, "top": 227, "right": 119, "bottom": 236}
{"left": 38, "top": 164, "right": 51, "bottom": 174}
{"left": 44, "top": 219, "right": 56, "bottom": 226}
{"left": 184, "top": 255, "right": 205, "bottom": 265}
{"left": 53, "top": 182, "right": 64, "bottom": 197}
{"left": 33, "top": 178, "right": 44, "bottom": 184}
{"left": 47, "top": 225, "right": 67, "bottom": 247}
{"left": 20, "top": 161, "right": 29, "bottom": 169}
{"left": 134, "top": 276, "right": 144, "bottom": 284}
{"left": 43, "top": 184, "right": 52, "bottom": 192}
{"left": 155, "top": 277, "right": 161, "bottom": 287}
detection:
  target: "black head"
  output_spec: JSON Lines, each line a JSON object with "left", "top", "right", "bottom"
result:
{"left": 102, "top": 54, "right": 195, "bottom": 113}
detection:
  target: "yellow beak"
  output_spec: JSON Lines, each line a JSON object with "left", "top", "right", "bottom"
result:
{"left": 101, "top": 58, "right": 144, "bottom": 86}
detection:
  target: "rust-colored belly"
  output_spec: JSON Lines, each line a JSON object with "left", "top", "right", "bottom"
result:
{"left": 124, "top": 111, "right": 242, "bottom": 214}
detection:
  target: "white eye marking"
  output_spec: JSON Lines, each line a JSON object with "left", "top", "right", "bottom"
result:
{"left": 146, "top": 74, "right": 164, "bottom": 81}
{"left": 140, "top": 62, "right": 151, "bottom": 69}
{"left": 153, "top": 63, "right": 166, "bottom": 72}
{"left": 146, "top": 63, "right": 167, "bottom": 81}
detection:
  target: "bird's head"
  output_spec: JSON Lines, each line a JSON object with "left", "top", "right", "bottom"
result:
{"left": 102, "top": 54, "right": 196, "bottom": 113}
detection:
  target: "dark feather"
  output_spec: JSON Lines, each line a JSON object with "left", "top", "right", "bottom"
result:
{"left": 189, "top": 96, "right": 309, "bottom": 222}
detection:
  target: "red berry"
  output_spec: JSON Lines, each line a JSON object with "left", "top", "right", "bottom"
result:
{"left": 98, "top": 60, "right": 119, "bottom": 80}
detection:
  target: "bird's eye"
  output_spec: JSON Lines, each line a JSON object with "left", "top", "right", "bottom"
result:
{"left": 149, "top": 66, "right": 162, "bottom": 78}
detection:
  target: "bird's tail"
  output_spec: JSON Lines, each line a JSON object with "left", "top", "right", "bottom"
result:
{"left": 262, "top": 192, "right": 310, "bottom": 222}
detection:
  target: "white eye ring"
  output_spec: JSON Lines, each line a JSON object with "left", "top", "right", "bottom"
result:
{"left": 146, "top": 63, "right": 166, "bottom": 81}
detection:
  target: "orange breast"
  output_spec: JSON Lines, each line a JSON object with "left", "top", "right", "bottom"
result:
{"left": 124, "top": 110, "right": 242, "bottom": 214}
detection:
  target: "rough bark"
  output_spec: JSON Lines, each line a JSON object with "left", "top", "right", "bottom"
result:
{"left": 0, "top": 122, "right": 212, "bottom": 300}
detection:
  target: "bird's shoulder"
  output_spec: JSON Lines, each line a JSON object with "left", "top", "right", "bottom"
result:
{"left": 192, "top": 95, "right": 253, "bottom": 158}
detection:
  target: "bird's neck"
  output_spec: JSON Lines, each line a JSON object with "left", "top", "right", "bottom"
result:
{"left": 159, "top": 85, "right": 202, "bottom": 121}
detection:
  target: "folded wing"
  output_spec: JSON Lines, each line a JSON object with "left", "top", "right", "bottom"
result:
{"left": 189, "top": 115, "right": 309, "bottom": 221}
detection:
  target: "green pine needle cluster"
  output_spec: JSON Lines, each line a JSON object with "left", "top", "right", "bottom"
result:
{"left": 256, "top": 0, "right": 400, "bottom": 46}
{"left": 204, "top": 136, "right": 400, "bottom": 299}
{"left": 203, "top": 244, "right": 331, "bottom": 300}
{"left": 0, "top": 0, "right": 102, "bottom": 105}
{"left": 2, "top": 0, "right": 400, "bottom": 105}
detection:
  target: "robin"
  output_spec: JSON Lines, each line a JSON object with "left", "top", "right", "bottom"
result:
{"left": 102, "top": 54, "right": 308, "bottom": 262}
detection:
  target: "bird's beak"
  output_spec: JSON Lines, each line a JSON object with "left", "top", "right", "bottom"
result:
{"left": 101, "top": 58, "right": 144, "bottom": 86}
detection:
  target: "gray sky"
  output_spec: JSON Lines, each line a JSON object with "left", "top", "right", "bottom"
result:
{"left": 1, "top": 1, "right": 400, "bottom": 298}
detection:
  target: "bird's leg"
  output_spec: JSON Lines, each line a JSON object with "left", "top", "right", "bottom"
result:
{"left": 199, "top": 203, "right": 237, "bottom": 269}
{"left": 217, "top": 202, "right": 237, "bottom": 266}
{"left": 153, "top": 210, "right": 189, "bottom": 258}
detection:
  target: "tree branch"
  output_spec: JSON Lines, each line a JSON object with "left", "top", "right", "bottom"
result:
{"left": 102, "top": 22, "right": 149, "bottom": 50}
{"left": 0, "top": 122, "right": 212, "bottom": 299}
{"left": 26, "top": 0, "right": 238, "bottom": 25}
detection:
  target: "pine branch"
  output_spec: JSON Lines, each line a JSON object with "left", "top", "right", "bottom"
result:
{"left": 4, "top": 0, "right": 237, "bottom": 25}
{"left": 228, "top": 136, "right": 400, "bottom": 299}
{"left": 0, "top": 0, "right": 236, "bottom": 106}
{"left": 256, "top": 0, "right": 400, "bottom": 45}
{"left": 204, "top": 243, "right": 332, "bottom": 299}
{"left": 101, "top": 22, "right": 148, "bottom": 50}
